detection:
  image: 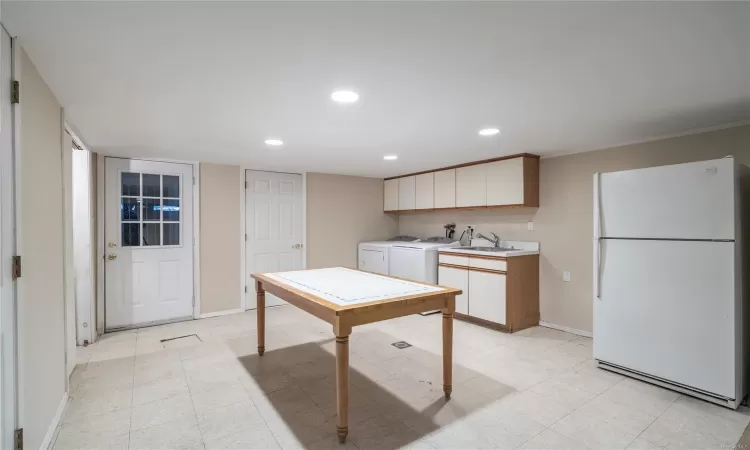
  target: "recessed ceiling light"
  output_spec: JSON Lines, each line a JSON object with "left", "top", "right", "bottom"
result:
{"left": 478, "top": 128, "right": 500, "bottom": 136}
{"left": 383, "top": 155, "right": 398, "bottom": 161}
{"left": 331, "top": 90, "right": 359, "bottom": 104}
{"left": 264, "top": 139, "right": 283, "bottom": 146}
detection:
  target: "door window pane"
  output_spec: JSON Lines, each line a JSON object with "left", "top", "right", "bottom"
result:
{"left": 163, "top": 223, "right": 180, "bottom": 246}
{"left": 122, "top": 172, "right": 140, "bottom": 196}
{"left": 163, "top": 175, "right": 180, "bottom": 198}
{"left": 142, "top": 223, "right": 160, "bottom": 246}
{"left": 143, "top": 174, "right": 161, "bottom": 197}
{"left": 162, "top": 199, "right": 180, "bottom": 221}
{"left": 142, "top": 198, "right": 161, "bottom": 221}
{"left": 121, "top": 197, "right": 140, "bottom": 221}
{"left": 122, "top": 223, "right": 140, "bottom": 247}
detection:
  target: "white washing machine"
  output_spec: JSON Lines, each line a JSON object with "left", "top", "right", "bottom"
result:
{"left": 357, "top": 235, "right": 420, "bottom": 275}
{"left": 389, "top": 237, "right": 461, "bottom": 284}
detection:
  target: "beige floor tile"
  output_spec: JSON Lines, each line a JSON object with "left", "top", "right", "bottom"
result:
{"left": 202, "top": 424, "right": 280, "bottom": 450}
{"left": 654, "top": 399, "right": 747, "bottom": 445}
{"left": 196, "top": 400, "right": 266, "bottom": 440}
{"left": 133, "top": 358, "right": 185, "bottom": 385}
{"left": 55, "top": 409, "right": 131, "bottom": 448}
{"left": 132, "top": 375, "right": 189, "bottom": 406}
{"left": 574, "top": 394, "right": 659, "bottom": 436}
{"left": 54, "top": 432, "right": 130, "bottom": 450}
{"left": 131, "top": 393, "right": 196, "bottom": 431}
{"left": 62, "top": 386, "right": 133, "bottom": 424}
{"left": 190, "top": 379, "right": 250, "bottom": 413}
{"left": 518, "top": 429, "right": 585, "bottom": 450}
{"left": 626, "top": 437, "right": 665, "bottom": 449}
{"left": 129, "top": 415, "right": 203, "bottom": 450}
{"left": 348, "top": 414, "right": 423, "bottom": 450}
{"left": 494, "top": 390, "right": 577, "bottom": 427}
{"left": 551, "top": 409, "right": 638, "bottom": 449}
{"left": 601, "top": 378, "right": 680, "bottom": 417}
{"left": 640, "top": 414, "right": 730, "bottom": 449}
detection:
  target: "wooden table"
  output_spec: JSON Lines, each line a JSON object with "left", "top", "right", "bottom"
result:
{"left": 251, "top": 267, "right": 461, "bottom": 443}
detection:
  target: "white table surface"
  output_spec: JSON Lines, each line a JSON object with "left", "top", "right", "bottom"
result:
{"left": 265, "top": 267, "right": 445, "bottom": 305}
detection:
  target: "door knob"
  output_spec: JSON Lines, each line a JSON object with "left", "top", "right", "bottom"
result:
{"left": 292, "top": 244, "right": 303, "bottom": 249}
{"left": 108, "top": 241, "right": 117, "bottom": 248}
{"left": 107, "top": 253, "right": 117, "bottom": 261}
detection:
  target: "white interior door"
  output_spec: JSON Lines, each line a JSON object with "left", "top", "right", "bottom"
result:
{"left": 245, "top": 171, "right": 303, "bottom": 309}
{"left": 595, "top": 239, "right": 736, "bottom": 398}
{"left": 104, "top": 158, "right": 194, "bottom": 330}
{"left": 0, "top": 29, "right": 18, "bottom": 450}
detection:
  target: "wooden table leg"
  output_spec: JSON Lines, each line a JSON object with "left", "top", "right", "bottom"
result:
{"left": 442, "top": 308, "right": 453, "bottom": 399}
{"left": 256, "top": 280, "right": 265, "bottom": 356}
{"left": 335, "top": 331, "right": 350, "bottom": 443}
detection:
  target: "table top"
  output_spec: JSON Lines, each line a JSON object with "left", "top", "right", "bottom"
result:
{"left": 252, "top": 267, "right": 461, "bottom": 312}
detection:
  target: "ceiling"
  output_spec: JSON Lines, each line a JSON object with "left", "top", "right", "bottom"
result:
{"left": 4, "top": 1, "right": 749, "bottom": 177}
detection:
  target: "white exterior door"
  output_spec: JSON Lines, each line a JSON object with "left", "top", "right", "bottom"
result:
{"left": 104, "top": 158, "right": 194, "bottom": 330}
{"left": 245, "top": 171, "right": 303, "bottom": 309}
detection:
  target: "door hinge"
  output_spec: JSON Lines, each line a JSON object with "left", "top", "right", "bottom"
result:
{"left": 11, "top": 255, "right": 21, "bottom": 280}
{"left": 192, "top": 296, "right": 195, "bottom": 307}
{"left": 192, "top": 176, "right": 195, "bottom": 186}
{"left": 14, "top": 428, "right": 22, "bottom": 450}
{"left": 244, "top": 233, "right": 247, "bottom": 241}
{"left": 244, "top": 285, "right": 247, "bottom": 293}
{"left": 244, "top": 181, "right": 247, "bottom": 189}
{"left": 11, "top": 81, "right": 19, "bottom": 104}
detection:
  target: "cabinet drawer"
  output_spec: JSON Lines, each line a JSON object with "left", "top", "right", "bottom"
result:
{"left": 469, "top": 257, "right": 507, "bottom": 272}
{"left": 439, "top": 254, "right": 469, "bottom": 266}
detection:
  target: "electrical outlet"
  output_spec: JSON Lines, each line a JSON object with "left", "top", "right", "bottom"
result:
{"left": 527, "top": 221, "right": 534, "bottom": 231}
{"left": 563, "top": 271, "right": 571, "bottom": 282}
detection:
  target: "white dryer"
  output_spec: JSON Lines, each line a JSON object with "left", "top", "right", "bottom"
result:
{"left": 357, "top": 236, "right": 420, "bottom": 275}
{"left": 389, "top": 237, "right": 461, "bottom": 284}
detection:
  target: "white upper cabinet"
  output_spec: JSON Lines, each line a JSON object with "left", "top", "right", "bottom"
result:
{"left": 398, "top": 176, "right": 416, "bottom": 210}
{"left": 456, "top": 164, "right": 486, "bottom": 207}
{"left": 486, "top": 158, "right": 524, "bottom": 206}
{"left": 434, "top": 169, "right": 456, "bottom": 209}
{"left": 415, "top": 173, "right": 434, "bottom": 210}
{"left": 384, "top": 179, "right": 399, "bottom": 211}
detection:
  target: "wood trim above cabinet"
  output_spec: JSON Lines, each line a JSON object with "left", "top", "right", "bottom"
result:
{"left": 384, "top": 153, "right": 540, "bottom": 180}
{"left": 467, "top": 266, "right": 506, "bottom": 275}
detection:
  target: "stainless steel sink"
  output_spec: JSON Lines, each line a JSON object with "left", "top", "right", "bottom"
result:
{"left": 461, "top": 246, "right": 519, "bottom": 252}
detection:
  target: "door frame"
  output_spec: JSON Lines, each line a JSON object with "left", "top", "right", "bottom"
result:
{"left": 0, "top": 31, "right": 20, "bottom": 450}
{"left": 240, "top": 167, "right": 307, "bottom": 311}
{"left": 96, "top": 157, "right": 201, "bottom": 336}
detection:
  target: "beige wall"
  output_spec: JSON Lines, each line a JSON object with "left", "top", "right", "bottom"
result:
{"left": 199, "top": 163, "right": 242, "bottom": 314}
{"left": 400, "top": 124, "right": 750, "bottom": 333}
{"left": 307, "top": 173, "right": 399, "bottom": 269}
{"left": 18, "top": 48, "right": 67, "bottom": 450}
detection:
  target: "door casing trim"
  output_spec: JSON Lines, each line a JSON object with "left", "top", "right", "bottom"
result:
{"left": 96, "top": 157, "right": 201, "bottom": 336}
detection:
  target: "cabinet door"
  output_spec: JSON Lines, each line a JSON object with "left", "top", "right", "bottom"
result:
{"left": 415, "top": 173, "right": 434, "bottom": 210}
{"left": 438, "top": 265, "right": 469, "bottom": 315}
{"left": 456, "top": 164, "right": 486, "bottom": 207}
{"left": 359, "top": 248, "right": 388, "bottom": 275}
{"left": 398, "top": 176, "right": 416, "bottom": 210}
{"left": 486, "top": 158, "right": 524, "bottom": 206}
{"left": 434, "top": 169, "right": 456, "bottom": 208}
{"left": 468, "top": 270, "right": 506, "bottom": 324}
{"left": 384, "top": 179, "right": 399, "bottom": 211}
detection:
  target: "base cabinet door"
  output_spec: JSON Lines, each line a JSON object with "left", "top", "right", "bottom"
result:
{"left": 438, "top": 265, "right": 469, "bottom": 314}
{"left": 468, "top": 270, "right": 506, "bottom": 324}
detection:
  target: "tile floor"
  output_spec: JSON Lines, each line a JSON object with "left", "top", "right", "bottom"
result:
{"left": 54, "top": 306, "right": 749, "bottom": 450}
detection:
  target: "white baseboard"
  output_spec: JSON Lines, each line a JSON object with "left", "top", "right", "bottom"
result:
{"left": 40, "top": 392, "right": 68, "bottom": 450}
{"left": 199, "top": 308, "right": 244, "bottom": 319}
{"left": 539, "top": 321, "right": 593, "bottom": 338}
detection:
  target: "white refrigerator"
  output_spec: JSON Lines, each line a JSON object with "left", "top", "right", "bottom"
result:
{"left": 593, "top": 157, "right": 748, "bottom": 409}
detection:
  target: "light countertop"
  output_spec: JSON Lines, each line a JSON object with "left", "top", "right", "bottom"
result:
{"left": 439, "top": 239, "right": 540, "bottom": 258}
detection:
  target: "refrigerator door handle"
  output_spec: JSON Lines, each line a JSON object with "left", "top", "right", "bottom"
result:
{"left": 594, "top": 173, "right": 603, "bottom": 299}
{"left": 596, "top": 238, "right": 602, "bottom": 299}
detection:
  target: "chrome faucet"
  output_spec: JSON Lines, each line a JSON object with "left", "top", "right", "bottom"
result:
{"left": 476, "top": 232, "right": 500, "bottom": 247}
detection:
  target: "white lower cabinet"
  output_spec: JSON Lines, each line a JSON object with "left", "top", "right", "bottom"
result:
{"left": 438, "top": 265, "right": 469, "bottom": 315}
{"left": 468, "top": 270, "right": 506, "bottom": 325}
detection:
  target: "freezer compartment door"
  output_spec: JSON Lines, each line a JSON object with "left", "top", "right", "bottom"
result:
{"left": 594, "top": 239, "right": 736, "bottom": 398}
{"left": 598, "top": 158, "right": 735, "bottom": 240}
